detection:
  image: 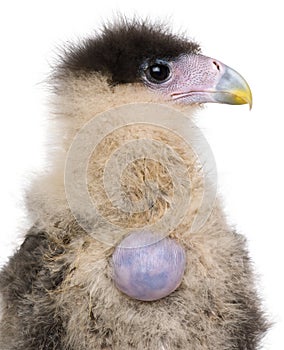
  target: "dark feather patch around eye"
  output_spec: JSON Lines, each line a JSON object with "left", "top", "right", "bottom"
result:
{"left": 56, "top": 18, "right": 200, "bottom": 85}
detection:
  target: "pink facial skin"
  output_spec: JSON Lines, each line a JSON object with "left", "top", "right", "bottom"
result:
{"left": 141, "top": 54, "right": 252, "bottom": 107}
{"left": 112, "top": 231, "right": 186, "bottom": 301}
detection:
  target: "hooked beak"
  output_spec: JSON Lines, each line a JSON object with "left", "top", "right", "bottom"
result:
{"left": 213, "top": 62, "right": 252, "bottom": 108}
{"left": 170, "top": 54, "right": 252, "bottom": 109}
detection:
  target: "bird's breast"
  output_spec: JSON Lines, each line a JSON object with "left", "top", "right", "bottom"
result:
{"left": 111, "top": 230, "right": 186, "bottom": 301}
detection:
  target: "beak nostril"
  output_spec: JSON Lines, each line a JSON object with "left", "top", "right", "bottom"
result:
{"left": 212, "top": 60, "right": 220, "bottom": 71}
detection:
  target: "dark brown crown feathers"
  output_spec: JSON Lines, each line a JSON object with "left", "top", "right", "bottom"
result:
{"left": 58, "top": 19, "right": 200, "bottom": 84}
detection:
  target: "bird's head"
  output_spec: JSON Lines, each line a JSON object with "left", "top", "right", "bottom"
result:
{"left": 56, "top": 19, "right": 252, "bottom": 113}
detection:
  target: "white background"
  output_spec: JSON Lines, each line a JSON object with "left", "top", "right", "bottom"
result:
{"left": 0, "top": 1, "right": 283, "bottom": 349}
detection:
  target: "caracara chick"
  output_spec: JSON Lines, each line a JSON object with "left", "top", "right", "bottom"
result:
{"left": 0, "top": 19, "right": 268, "bottom": 350}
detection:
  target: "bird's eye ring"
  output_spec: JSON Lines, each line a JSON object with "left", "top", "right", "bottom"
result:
{"left": 143, "top": 60, "right": 171, "bottom": 84}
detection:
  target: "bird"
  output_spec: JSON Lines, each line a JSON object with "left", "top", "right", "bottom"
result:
{"left": 0, "top": 18, "right": 268, "bottom": 350}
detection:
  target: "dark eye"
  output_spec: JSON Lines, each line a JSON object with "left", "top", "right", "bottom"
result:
{"left": 144, "top": 61, "right": 171, "bottom": 83}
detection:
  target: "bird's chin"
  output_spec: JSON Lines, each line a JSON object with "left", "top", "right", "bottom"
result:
{"left": 171, "top": 91, "right": 216, "bottom": 106}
